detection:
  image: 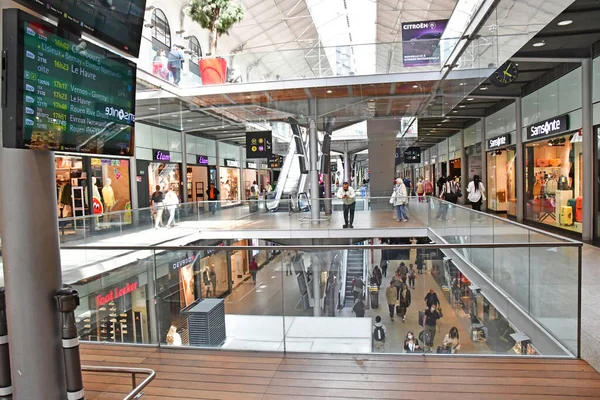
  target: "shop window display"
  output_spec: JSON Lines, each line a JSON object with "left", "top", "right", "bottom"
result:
{"left": 56, "top": 156, "right": 83, "bottom": 219}
{"left": 525, "top": 133, "right": 583, "bottom": 233}
{"left": 199, "top": 251, "right": 229, "bottom": 298}
{"left": 230, "top": 240, "right": 250, "bottom": 289}
{"left": 149, "top": 162, "right": 181, "bottom": 199}
{"left": 91, "top": 158, "right": 132, "bottom": 224}
{"left": 219, "top": 167, "right": 240, "bottom": 204}
{"left": 486, "top": 149, "right": 516, "bottom": 214}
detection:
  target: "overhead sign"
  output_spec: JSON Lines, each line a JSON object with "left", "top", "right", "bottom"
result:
{"left": 172, "top": 254, "right": 195, "bottom": 270}
{"left": 488, "top": 134, "right": 512, "bottom": 150}
{"left": 96, "top": 280, "right": 139, "bottom": 307}
{"left": 224, "top": 159, "right": 239, "bottom": 168}
{"left": 246, "top": 162, "right": 257, "bottom": 169}
{"left": 401, "top": 20, "right": 448, "bottom": 67}
{"left": 246, "top": 131, "right": 273, "bottom": 158}
{"left": 153, "top": 150, "right": 171, "bottom": 162}
{"left": 527, "top": 115, "right": 569, "bottom": 140}
{"left": 197, "top": 155, "right": 209, "bottom": 165}
{"left": 268, "top": 154, "right": 283, "bottom": 168}
{"left": 404, "top": 147, "right": 421, "bottom": 164}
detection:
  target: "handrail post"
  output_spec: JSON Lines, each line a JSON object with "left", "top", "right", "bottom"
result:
{"left": 55, "top": 289, "right": 84, "bottom": 400}
{"left": 0, "top": 289, "right": 11, "bottom": 399}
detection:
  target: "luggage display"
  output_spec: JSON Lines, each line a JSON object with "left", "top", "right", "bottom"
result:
{"left": 576, "top": 197, "right": 583, "bottom": 223}
{"left": 567, "top": 198, "right": 577, "bottom": 211}
{"left": 560, "top": 205, "right": 573, "bottom": 226}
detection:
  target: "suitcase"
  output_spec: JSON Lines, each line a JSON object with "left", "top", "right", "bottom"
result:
{"left": 567, "top": 198, "right": 577, "bottom": 211}
{"left": 418, "top": 310, "right": 425, "bottom": 326}
{"left": 560, "top": 205, "right": 573, "bottom": 226}
{"left": 576, "top": 197, "right": 583, "bottom": 222}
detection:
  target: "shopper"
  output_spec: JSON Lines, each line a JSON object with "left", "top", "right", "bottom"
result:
{"left": 403, "top": 176, "right": 412, "bottom": 192}
{"left": 397, "top": 281, "right": 411, "bottom": 322}
{"left": 416, "top": 179, "right": 425, "bottom": 202}
{"left": 285, "top": 251, "right": 294, "bottom": 276}
{"left": 352, "top": 295, "right": 366, "bottom": 317}
{"left": 209, "top": 265, "right": 217, "bottom": 296}
{"left": 167, "top": 44, "right": 184, "bottom": 85}
{"left": 372, "top": 265, "right": 382, "bottom": 288}
{"left": 422, "top": 304, "right": 441, "bottom": 352}
{"left": 151, "top": 185, "right": 164, "bottom": 229}
{"left": 408, "top": 264, "right": 416, "bottom": 289}
{"left": 164, "top": 187, "right": 179, "bottom": 228}
{"left": 207, "top": 183, "right": 220, "bottom": 215}
{"left": 249, "top": 257, "right": 259, "bottom": 285}
{"left": 391, "top": 178, "right": 409, "bottom": 222}
{"left": 437, "top": 176, "right": 446, "bottom": 197}
{"left": 442, "top": 326, "right": 462, "bottom": 354}
{"left": 385, "top": 280, "right": 397, "bottom": 321}
{"left": 397, "top": 262, "right": 409, "bottom": 284}
{"left": 381, "top": 259, "right": 388, "bottom": 277}
{"left": 425, "top": 289, "right": 441, "bottom": 309}
{"left": 467, "top": 174, "right": 486, "bottom": 211}
{"left": 336, "top": 181, "right": 356, "bottom": 228}
{"left": 438, "top": 177, "right": 459, "bottom": 221}
{"left": 416, "top": 253, "right": 424, "bottom": 274}
{"left": 404, "top": 332, "right": 421, "bottom": 353}
{"left": 424, "top": 178, "right": 434, "bottom": 198}
{"left": 352, "top": 274, "right": 364, "bottom": 301}
{"left": 372, "top": 316, "right": 387, "bottom": 352}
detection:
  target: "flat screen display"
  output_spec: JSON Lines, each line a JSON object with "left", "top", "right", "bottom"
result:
{"left": 13, "top": 0, "right": 146, "bottom": 57}
{"left": 2, "top": 9, "right": 136, "bottom": 156}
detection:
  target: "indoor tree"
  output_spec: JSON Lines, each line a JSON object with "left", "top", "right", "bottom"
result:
{"left": 187, "top": 0, "right": 244, "bottom": 56}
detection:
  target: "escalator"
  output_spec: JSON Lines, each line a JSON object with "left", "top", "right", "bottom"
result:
{"left": 344, "top": 248, "right": 365, "bottom": 307}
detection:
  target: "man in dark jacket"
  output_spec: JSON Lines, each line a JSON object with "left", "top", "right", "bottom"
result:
{"left": 424, "top": 288, "right": 441, "bottom": 309}
{"left": 437, "top": 176, "right": 446, "bottom": 197}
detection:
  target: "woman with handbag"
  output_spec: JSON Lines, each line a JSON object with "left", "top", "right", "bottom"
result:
{"left": 467, "top": 174, "right": 486, "bottom": 211}
{"left": 441, "top": 326, "right": 461, "bottom": 354}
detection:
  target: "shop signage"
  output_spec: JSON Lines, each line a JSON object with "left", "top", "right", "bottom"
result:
{"left": 261, "top": 163, "right": 268, "bottom": 169}
{"left": 488, "top": 134, "right": 511, "bottom": 150}
{"left": 246, "top": 162, "right": 257, "bottom": 169}
{"left": 197, "top": 155, "right": 209, "bottom": 165}
{"left": 172, "top": 254, "right": 195, "bottom": 270}
{"left": 154, "top": 150, "right": 171, "bottom": 162}
{"left": 246, "top": 131, "right": 273, "bottom": 158}
{"left": 527, "top": 115, "right": 569, "bottom": 140}
{"left": 268, "top": 155, "right": 283, "bottom": 168}
{"left": 224, "top": 159, "right": 239, "bottom": 168}
{"left": 96, "top": 281, "right": 139, "bottom": 307}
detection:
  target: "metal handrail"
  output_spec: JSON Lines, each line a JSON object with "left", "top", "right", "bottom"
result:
{"left": 81, "top": 365, "right": 155, "bottom": 400}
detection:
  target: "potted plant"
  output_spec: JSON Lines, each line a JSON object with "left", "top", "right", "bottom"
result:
{"left": 188, "top": 0, "right": 244, "bottom": 85}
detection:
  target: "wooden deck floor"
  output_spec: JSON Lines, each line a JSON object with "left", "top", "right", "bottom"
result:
{"left": 81, "top": 344, "right": 600, "bottom": 400}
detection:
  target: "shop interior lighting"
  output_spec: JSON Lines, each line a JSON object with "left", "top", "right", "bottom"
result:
{"left": 459, "top": 105, "right": 466, "bottom": 108}
{"left": 148, "top": 107, "right": 157, "bottom": 111}
{"left": 412, "top": 85, "right": 419, "bottom": 88}
{"left": 557, "top": 20, "right": 573, "bottom": 26}
{"left": 452, "top": 110, "right": 458, "bottom": 113}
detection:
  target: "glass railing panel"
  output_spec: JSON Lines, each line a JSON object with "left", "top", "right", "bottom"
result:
{"left": 466, "top": 212, "right": 494, "bottom": 280}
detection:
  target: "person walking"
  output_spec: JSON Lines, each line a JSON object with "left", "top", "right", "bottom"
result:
{"left": 424, "top": 178, "right": 434, "bottom": 198}
{"left": 437, "top": 176, "right": 446, "bottom": 197}
{"left": 416, "top": 253, "right": 424, "bottom": 274}
{"left": 207, "top": 183, "right": 220, "bottom": 215}
{"left": 422, "top": 304, "right": 441, "bottom": 352}
{"left": 392, "top": 178, "right": 409, "bottom": 222}
{"left": 381, "top": 259, "right": 388, "bottom": 277}
{"left": 385, "top": 280, "right": 398, "bottom": 321}
{"left": 397, "top": 281, "right": 411, "bottom": 322}
{"left": 285, "top": 251, "right": 294, "bottom": 276}
{"left": 467, "top": 174, "right": 486, "bottom": 211}
{"left": 151, "top": 185, "right": 164, "bottom": 229}
{"left": 408, "top": 264, "right": 416, "bottom": 289}
{"left": 425, "top": 289, "right": 441, "bottom": 309}
{"left": 416, "top": 179, "right": 425, "bottom": 202}
{"left": 336, "top": 181, "right": 356, "bottom": 228}
{"left": 442, "top": 326, "right": 462, "bottom": 354}
{"left": 438, "top": 177, "right": 459, "bottom": 221}
{"left": 352, "top": 295, "right": 366, "bottom": 317}
{"left": 372, "top": 265, "right": 382, "bottom": 289}
{"left": 249, "top": 257, "right": 259, "bottom": 285}
{"left": 352, "top": 274, "right": 364, "bottom": 301}
{"left": 404, "top": 332, "right": 421, "bottom": 353}
{"left": 164, "top": 187, "right": 179, "bottom": 228}
{"left": 372, "top": 316, "right": 387, "bottom": 352}
{"left": 397, "top": 262, "right": 409, "bottom": 284}
{"left": 209, "top": 265, "right": 217, "bottom": 296}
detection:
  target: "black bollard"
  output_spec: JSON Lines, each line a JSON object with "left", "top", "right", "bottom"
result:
{"left": 0, "top": 289, "right": 11, "bottom": 398}
{"left": 55, "top": 289, "right": 85, "bottom": 400}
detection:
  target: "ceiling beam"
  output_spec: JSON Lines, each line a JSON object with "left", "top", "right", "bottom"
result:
{"left": 511, "top": 56, "right": 586, "bottom": 64}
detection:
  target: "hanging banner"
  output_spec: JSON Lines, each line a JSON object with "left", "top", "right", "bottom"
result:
{"left": 401, "top": 20, "right": 448, "bottom": 67}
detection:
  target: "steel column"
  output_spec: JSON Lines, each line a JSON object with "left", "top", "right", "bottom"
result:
{"left": 516, "top": 98, "right": 525, "bottom": 222}
{"left": 480, "top": 118, "right": 487, "bottom": 210}
{"left": 309, "top": 119, "right": 321, "bottom": 222}
{"left": 181, "top": 131, "right": 188, "bottom": 203}
{"left": 460, "top": 130, "right": 467, "bottom": 199}
{"left": 582, "top": 58, "right": 594, "bottom": 241}
{"left": 0, "top": 149, "right": 66, "bottom": 399}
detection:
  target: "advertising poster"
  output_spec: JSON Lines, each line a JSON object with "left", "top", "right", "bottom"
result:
{"left": 401, "top": 20, "right": 448, "bottom": 67}
{"left": 246, "top": 131, "right": 273, "bottom": 158}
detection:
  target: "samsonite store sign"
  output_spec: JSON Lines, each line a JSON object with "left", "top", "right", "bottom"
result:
{"left": 487, "top": 134, "right": 511, "bottom": 150}
{"left": 527, "top": 115, "right": 569, "bottom": 140}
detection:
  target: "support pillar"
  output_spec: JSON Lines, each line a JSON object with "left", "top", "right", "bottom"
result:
{"left": 181, "top": 131, "right": 188, "bottom": 204}
{"left": 460, "top": 130, "right": 467, "bottom": 199}
{"left": 343, "top": 151, "right": 350, "bottom": 183}
{"left": 147, "top": 255, "right": 159, "bottom": 343}
{"left": 312, "top": 248, "right": 322, "bottom": 317}
{"left": 239, "top": 146, "right": 245, "bottom": 201}
{"left": 215, "top": 142, "right": 220, "bottom": 188}
{"left": 515, "top": 98, "right": 525, "bottom": 222}
{"left": 480, "top": 118, "right": 487, "bottom": 210}
{"left": 129, "top": 156, "right": 139, "bottom": 210}
{"left": 309, "top": 119, "right": 320, "bottom": 222}
{"left": 0, "top": 149, "right": 66, "bottom": 399}
{"left": 582, "top": 58, "right": 594, "bottom": 241}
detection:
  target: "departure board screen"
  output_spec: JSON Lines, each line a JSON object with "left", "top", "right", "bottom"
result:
{"left": 13, "top": 14, "right": 136, "bottom": 155}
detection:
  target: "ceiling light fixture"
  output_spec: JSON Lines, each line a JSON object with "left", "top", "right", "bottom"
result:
{"left": 148, "top": 107, "right": 157, "bottom": 111}
{"left": 171, "top": 114, "right": 178, "bottom": 117}
{"left": 480, "top": 87, "right": 488, "bottom": 91}
{"left": 186, "top": 119, "right": 193, "bottom": 122}
{"left": 452, "top": 110, "right": 458, "bottom": 113}
{"left": 326, "top": 90, "right": 332, "bottom": 94}
{"left": 533, "top": 41, "right": 546, "bottom": 47}
{"left": 557, "top": 20, "right": 573, "bottom": 26}
{"left": 467, "top": 98, "right": 474, "bottom": 101}
{"left": 459, "top": 105, "right": 466, "bottom": 108}
{"left": 412, "top": 85, "right": 419, "bottom": 89}
{"left": 459, "top": 82, "right": 466, "bottom": 86}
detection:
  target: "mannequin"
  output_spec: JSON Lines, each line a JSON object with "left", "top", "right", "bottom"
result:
{"left": 165, "top": 325, "right": 182, "bottom": 346}
{"left": 102, "top": 178, "right": 116, "bottom": 212}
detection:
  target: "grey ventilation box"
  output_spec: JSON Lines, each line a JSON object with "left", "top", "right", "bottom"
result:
{"left": 181, "top": 299, "right": 226, "bottom": 347}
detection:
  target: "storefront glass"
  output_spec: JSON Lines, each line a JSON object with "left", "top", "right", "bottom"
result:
{"left": 199, "top": 249, "right": 229, "bottom": 298}
{"left": 149, "top": 162, "right": 181, "bottom": 198}
{"left": 56, "top": 156, "right": 83, "bottom": 219}
{"left": 486, "top": 149, "right": 516, "bottom": 214}
{"left": 449, "top": 158, "right": 461, "bottom": 180}
{"left": 90, "top": 158, "right": 131, "bottom": 218}
{"left": 525, "top": 132, "right": 583, "bottom": 233}
{"left": 243, "top": 168, "right": 258, "bottom": 199}
{"left": 187, "top": 165, "right": 209, "bottom": 202}
{"left": 230, "top": 240, "right": 250, "bottom": 289}
{"left": 219, "top": 167, "right": 240, "bottom": 204}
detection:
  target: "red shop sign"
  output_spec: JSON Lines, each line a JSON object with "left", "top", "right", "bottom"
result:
{"left": 96, "top": 282, "right": 139, "bottom": 307}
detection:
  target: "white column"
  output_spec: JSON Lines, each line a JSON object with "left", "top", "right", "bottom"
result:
{"left": 181, "top": 131, "right": 188, "bottom": 203}
{"left": 460, "top": 130, "right": 467, "bottom": 197}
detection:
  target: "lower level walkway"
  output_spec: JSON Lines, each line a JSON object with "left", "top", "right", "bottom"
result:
{"left": 81, "top": 344, "right": 600, "bottom": 399}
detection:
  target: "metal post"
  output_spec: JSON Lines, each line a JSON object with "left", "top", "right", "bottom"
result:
{"left": 324, "top": 160, "right": 332, "bottom": 215}
{"left": 129, "top": 156, "right": 139, "bottom": 210}
{"left": 480, "top": 118, "right": 487, "bottom": 210}
{"left": 312, "top": 248, "right": 321, "bottom": 317}
{"left": 343, "top": 151, "right": 350, "bottom": 184}
{"left": 239, "top": 146, "right": 245, "bottom": 202}
{"left": 515, "top": 98, "right": 525, "bottom": 222}
{"left": 55, "top": 289, "right": 84, "bottom": 400}
{"left": 147, "top": 252, "right": 159, "bottom": 344}
{"left": 0, "top": 148, "right": 66, "bottom": 399}
{"left": 0, "top": 289, "right": 11, "bottom": 399}
{"left": 460, "top": 130, "right": 467, "bottom": 199}
{"left": 582, "top": 58, "right": 594, "bottom": 241}
{"left": 181, "top": 131, "right": 188, "bottom": 205}
{"left": 309, "top": 119, "right": 320, "bottom": 222}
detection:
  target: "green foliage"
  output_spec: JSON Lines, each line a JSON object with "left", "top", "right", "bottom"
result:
{"left": 187, "top": 0, "right": 244, "bottom": 37}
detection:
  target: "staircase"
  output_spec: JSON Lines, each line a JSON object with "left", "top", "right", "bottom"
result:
{"left": 344, "top": 249, "right": 365, "bottom": 306}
